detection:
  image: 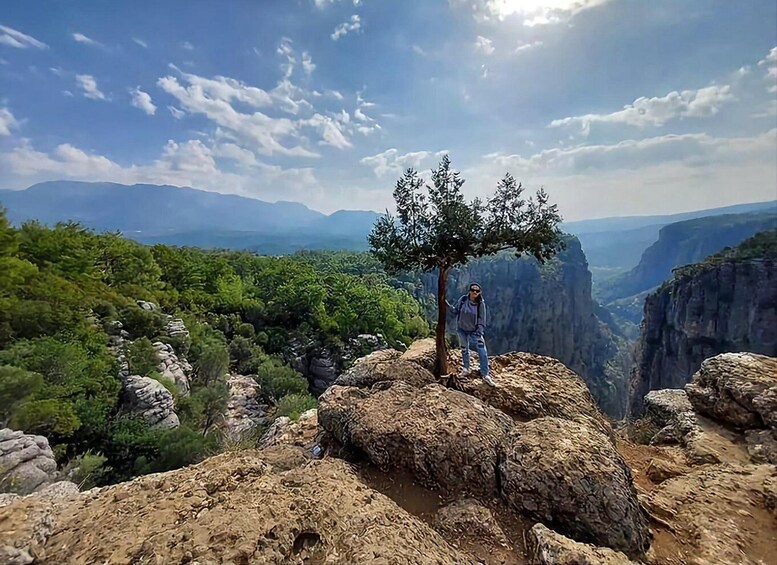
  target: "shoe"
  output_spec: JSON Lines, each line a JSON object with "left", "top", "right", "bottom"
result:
{"left": 458, "top": 368, "right": 474, "bottom": 377}
{"left": 482, "top": 374, "right": 496, "bottom": 387}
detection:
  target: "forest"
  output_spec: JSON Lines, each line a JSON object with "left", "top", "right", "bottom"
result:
{"left": 0, "top": 209, "right": 428, "bottom": 486}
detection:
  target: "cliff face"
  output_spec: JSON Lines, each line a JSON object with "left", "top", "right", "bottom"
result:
{"left": 629, "top": 258, "right": 777, "bottom": 416}
{"left": 417, "top": 238, "right": 630, "bottom": 417}
{"left": 599, "top": 211, "right": 777, "bottom": 303}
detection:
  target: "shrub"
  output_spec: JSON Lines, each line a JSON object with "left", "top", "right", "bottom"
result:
{"left": 67, "top": 451, "right": 110, "bottom": 489}
{"left": 0, "top": 365, "right": 44, "bottom": 424}
{"left": 119, "top": 304, "right": 166, "bottom": 339}
{"left": 276, "top": 393, "right": 317, "bottom": 421}
{"left": 126, "top": 337, "right": 159, "bottom": 377}
{"left": 256, "top": 361, "right": 308, "bottom": 402}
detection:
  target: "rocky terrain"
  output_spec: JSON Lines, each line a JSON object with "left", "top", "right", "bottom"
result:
{"left": 416, "top": 237, "right": 631, "bottom": 418}
{"left": 1, "top": 341, "right": 775, "bottom": 564}
{"left": 629, "top": 238, "right": 777, "bottom": 416}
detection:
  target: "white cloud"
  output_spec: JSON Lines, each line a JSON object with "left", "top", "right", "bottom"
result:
{"left": 758, "top": 46, "right": 777, "bottom": 93}
{"left": 354, "top": 108, "right": 374, "bottom": 122}
{"left": 361, "top": 148, "right": 446, "bottom": 177}
{"left": 331, "top": 15, "right": 361, "bottom": 41}
{"left": 0, "top": 25, "right": 48, "bottom": 49}
{"left": 180, "top": 41, "right": 195, "bottom": 50}
{"left": 157, "top": 72, "right": 318, "bottom": 157}
{"left": 132, "top": 37, "right": 148, "bottom": 48}
{"left": 0, "top": 138, "right": 323, "bottom": 206}
{"left": 474, "top": 36, "right": 495, "bottom": 55}
{"left": 72, "top": 32, "right": 103, "bottom": 47}
{"left": 0, "top": 107, "right": 19, "bottom": 136}
{"left": 550, "top": 85, "right": 735, "bottom": 134}
{"left": 514, "top": 41, "right": 543, "bottom": 54}
{"left": 130, "top": 87, "right": 157, "bottom": 115}
{"left": 304, "top": 114, "right": 352, "bottom": 149}
{"left": 76, "top": 74, "right": 107, "bottom": 100}
{"left": 449, "top": 0, "right": 612, "bottom": 26}
{"left": 168, "top": 106, "right": 185, "bottom": 119}
{"left": 759, "top": 47, "right": 777, "bottom": 65}
{"left": 302, "top": 51, "right": 316, "bottom": 75}
{"left": 314, "top": 0, "right": 335, "bottom": 7}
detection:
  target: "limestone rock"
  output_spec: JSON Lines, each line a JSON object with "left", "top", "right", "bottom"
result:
{"left": 136, "top": 300, "right": 158, "bottom": 311}
{"left": 122, "top": 375, "right": 179, "bottom": 429}
{"left": 334, "top": 355, "right": 435, "bottom": 389}
{"left": 643, "top": 389, "right": 751, "bottom": 465}
{"left": 643, "top": 463, "right": 777, "bottom": 565}
{"left": 455, "top": 352, "right": 614, "bottom": 439}
{"left": 400, "top": 338, "right": 437, "bottom": 373}
{"left": 527, "top": 523, "right": 638, "bottom": 565}
{"left": 498, "top": 417, "right": 649, "bottom": 556}
{"left": 685, "top": 352, "right": 777, "bottom": 429}
{"left": 223, "top": 374, "right": 266, "bottom": 438}
{"left": 745, "top": 429, "right": 777, "bottom": 464}
{"left": 153, "top": 341, "right": 192, "bottom": 396}
{"left": 166, "top": 317, "right": 190, "bottom": 339}
{"left": 319, "top": 381, "right": 513, "bottom": 496}
{"left": 0, "top": 429, "right": 58, "bottom": 495}
{"left": 433, "top": 498, "right": 509, "bottom": 547}
{"left": 0, "top": 450, "right": 477, "bottom": 564}
{"left": 258, "top": 409, "right": 319, "bottom": 450}
{"left": 645, "top": 458, "right": 686, "bottom": 484}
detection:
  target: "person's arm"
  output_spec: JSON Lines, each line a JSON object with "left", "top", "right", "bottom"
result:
{"left": 475, "top": 302, "right": 487, "bottom": 339}
{"left": 446, "top": 298, "right": 458, "bottom": 315}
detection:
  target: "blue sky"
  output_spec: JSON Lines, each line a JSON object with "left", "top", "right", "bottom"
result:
{"left": 1, "top": 0, "right": 775, "bottom": 219}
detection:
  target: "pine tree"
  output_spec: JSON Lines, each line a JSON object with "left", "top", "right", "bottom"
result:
{"left": 369, "top": 155, "right": 563, "bottom": 375}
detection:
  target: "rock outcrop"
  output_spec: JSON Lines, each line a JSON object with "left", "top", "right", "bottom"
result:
{"left": 258, "top": 409, "right": 319, "bottom": 451}
{"left": 121, "top": 375, "right": 179, "bottom": 429}
{"left": 685, "top": 352, "right": 777, "bottom": 429}
{"left": 153, "top": 341, "right": 192, "bottom": 396}
{"left": 320, "top": 347, "right": 650, "bottom": 556}
{"left": 289, "top": 334, "right": 391, "bottom": 395}
{"left": 499, "top": 418, "right": 649, "bottom": 555}
{"left": 0, "top": 430, "right": 58, "bottom": 495}
{"left": 432, "top": 499, "right": 509, "bottom": 547}
{"left": 320, "top": 382, "right": 514, "bottom": 497}
{"left": 629, "top": 247, "right": 777, "bottom": 416}
{"left": 642, "top": 463, "right": 777, "bottom": 565}
{"left": 223, "top": 374, "right": 267, "bottom": 438}
{"left": 527, "top": 524, "right": 637, "bottom": 565}
{"left": 0, "top": 449, "right": 477, "bottom": 564}
{"left": 416, "top": 237, "right": 631, "bottom": 417}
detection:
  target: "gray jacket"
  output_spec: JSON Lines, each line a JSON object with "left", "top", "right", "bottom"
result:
{"left": 450, "top": 294, "right": 487, "bottom": 336}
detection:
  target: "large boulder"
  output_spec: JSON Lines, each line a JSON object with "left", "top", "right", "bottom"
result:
{"left": 643, "top": 464, "right": 777, "bottom": 565}
{"left": 455, "top": 352, "right": 614, "bottom": 439}
{"left": 319, "top": 381, "right": 513, "bottom": 496}
{"left": 223, "top": 374, "right": 267, "bottom": 438}
{"left": 432, "top": 498, "right": 509, "bottom": 547}
{"left": 400, "top": 338, "right": 437, "bottom": 373}
{"left": 153, "top": 341, "right": 192, "bottom": 396}
{"left": 334, "top": 351, "right": 436, "bottom": 389}
{"left": 0, "top": 450, "right": 477, "bottom": 564}
{"left": 685, "top": 352, "right": 777, "bottom": 429}
{"left": 121, "top": 375, "right": 179, "bottom": 429}
{"left": 498, "top": 418, "right": 649, "bottom": 556}
{"left": 258, "top": 409, "right": 319, "bottom": 450}
{"left": 527, "top": 524, "right": 638, "bottom": 565}
{"left": 0, "top": 430, "right": 58, "bottom": 495}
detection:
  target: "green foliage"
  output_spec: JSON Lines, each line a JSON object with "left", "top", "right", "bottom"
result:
{"left": 275, "top": 393, "right": 317, "bottom": 421}
{"left": 196, "top": 341, "right": 229, "bottom": 386}
{"left": 255, "top": 360, "right": 308, "bottom": 402}
{"left": 193, "top": 380, "right": 229, "bottom": 434}
{"left": 119, "top": 304, "right": 166, "bottom": 339}
{"left": 66, "top": 451, "right": 110, "bottom": 489}
{"left": 126, "top": 337, "right": 159, "bottom": 377}
{"left": 0, "top": 365, "right": 44, "bottom": 424}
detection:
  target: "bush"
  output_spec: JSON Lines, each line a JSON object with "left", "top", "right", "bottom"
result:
{"left": 276, "top": 393, "right": 317, "bottom": 421}
{"left": 256, "top": 361, "right": 308, "bottom": 402}
{"left": 0, "top": 365, "right": 44, "bottom": 424}
{"left": 126, "top": 337, "right": 159, "bottom": 377}
{"left": 11, "top": 398, "right": 81, "bottom": 436}
{"left": 67, "top": 451, "right": 110, "bottom": 489}
{"left": 119, "top": 304, "right": 166, "bottom": 339}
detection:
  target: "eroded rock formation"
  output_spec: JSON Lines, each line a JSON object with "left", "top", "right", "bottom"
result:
{"left": 0, "top": 430, "right": 58, "bottom": 495}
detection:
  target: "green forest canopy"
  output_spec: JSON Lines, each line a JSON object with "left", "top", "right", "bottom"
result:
{"left": 0, "top": 209, "right": 428, "bottom": 486}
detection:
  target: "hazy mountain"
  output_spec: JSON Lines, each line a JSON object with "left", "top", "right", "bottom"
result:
{"left": 0, "top": 181, "right": 380, "bottom": 252}
{"left": 565, "top": 201, "right": 777, "bottom": 271}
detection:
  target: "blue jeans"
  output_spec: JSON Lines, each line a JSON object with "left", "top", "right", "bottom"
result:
{"left": 458, "top": 329, "right": 489, "bottom": 376}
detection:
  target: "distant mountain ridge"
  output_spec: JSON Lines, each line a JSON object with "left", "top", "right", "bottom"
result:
{"left": 0, "top": 181, "right": 381, "bottom": 253}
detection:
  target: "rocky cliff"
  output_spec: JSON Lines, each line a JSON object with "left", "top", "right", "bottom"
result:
{"left": 416, "top": 237, "right": 630, "bottom": 417}
{"left": 629, "top": 231, "right": 777, "bottom": 415}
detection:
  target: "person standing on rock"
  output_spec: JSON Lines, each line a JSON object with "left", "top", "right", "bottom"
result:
{"left": 446, "top": 283, "right": 495, "bottom": 387}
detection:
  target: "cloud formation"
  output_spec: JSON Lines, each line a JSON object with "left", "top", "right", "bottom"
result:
{"left": 331, "top": 15, "right": 361, "bottom": 40}
{"left": 130, "top": 87, "right": 157, "bottom": 115}
{"left": 72, "top": 32, "right": 103, "bottom": 47}
{"left": 0, "top": 107, "right": 19, "bottom": 136}
{"left": 361, "top": 148, "right": 447, "bottom": 177}
{"left": 0, "top": 24, "right": 47, "bottom": 49}
{"left": 76, "top": 74, "right": 107, "bottom": 100}
{"left": 550, "top": 85, "right": 734, "bottom": 134}
{"left": 474, "top": 36, "right": 494, "bottom": 55}
{"left": 449, "top": 0, "right": 612, "bottom": 26}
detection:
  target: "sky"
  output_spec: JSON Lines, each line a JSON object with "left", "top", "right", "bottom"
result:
{"left": 0, "top": 0, "right": 775, "bottom": 220}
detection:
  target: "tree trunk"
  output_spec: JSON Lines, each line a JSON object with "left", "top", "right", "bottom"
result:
{"left": 435, "top": 266, "right": 450, "bottom": 376}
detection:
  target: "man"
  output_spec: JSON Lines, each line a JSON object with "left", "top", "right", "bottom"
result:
{"left": 447, "top": 282, "right": 496, "bottom": 387}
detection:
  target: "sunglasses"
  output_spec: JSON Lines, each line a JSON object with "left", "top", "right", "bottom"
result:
{"left": 469, "top": 288, "right": 481, "bottom": 294}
